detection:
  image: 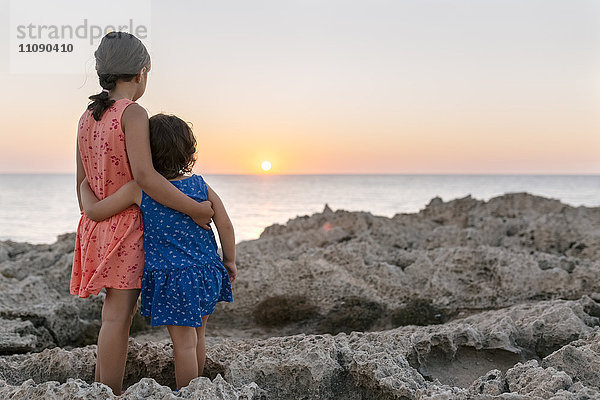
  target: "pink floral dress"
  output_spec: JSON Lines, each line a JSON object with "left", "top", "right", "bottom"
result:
{"left": 71, "top": 98, "right": 144, "bottom": 298}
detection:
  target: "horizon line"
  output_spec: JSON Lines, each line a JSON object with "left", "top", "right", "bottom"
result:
{"left": 2, "top": 172, "right": 600, "bottom": 177}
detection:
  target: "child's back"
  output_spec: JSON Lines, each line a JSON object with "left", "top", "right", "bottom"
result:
{"left": 139, "top": 174, "right": 233, "bottom": 327}
{"left": 72, "top": 98, "right": 144, "bottom": 298}
{"left": 78, "top": 98, "right": 138, "bottom": 201}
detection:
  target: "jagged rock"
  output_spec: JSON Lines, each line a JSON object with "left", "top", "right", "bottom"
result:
{"left": 0, "top": 378, "right": 113, "bottom": 399}
{"left": 1, "top": 297, "right": 598, "bottom": 399}
{"left": 0, "top": 375, "right": 264, "bottom": 399}
{"left": 543, "top": 330, "right": 600, "bottom": 389}
{"left": 217, "top": 334, "right": 351, "bottom": 399}
{"left": 0, "top": 340, "right": 175, "bottom": 390}
{"left": 121, "top": 375, "right": 264, "bottom": 400}
{"left": 415, "top": 384, "right": 470, "bottom": 400}
{"left": 0, "top": 345, "right": 95, "bottom": 385}
{"left": 505, "top": 360, "right": 572, "bottom": 397}
{"left": 1, "top": 194, "right": 600, "bottom": 399}
{"left": 407, "top": 298, "right": 598, "bottom": 385}
{"left": 336, "top": 334, "right": 426, "bottom": 399}
{"left": 467, "top": 369, "right": 505, "bottom": 396}
{"left": 0, "top": 233, "right": 104, "bottom": 353}
{"left": 551, "top": 382, "right": 600, "bottom": 400}
{"left": 214, "top": 193, "right": 600, "bottom": 336}
{"left": 0, "top": 317, "right": 54, "bottom": 354}
{"left": 3, "top": 194, "right": 600, "bottom": 345}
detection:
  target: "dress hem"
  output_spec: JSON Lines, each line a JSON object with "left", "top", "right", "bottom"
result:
{"left": 70, "top": 283, "right": 142, "bottom": 299}
{"left": 141, "top": 297, "right": 233, "bottom": 327}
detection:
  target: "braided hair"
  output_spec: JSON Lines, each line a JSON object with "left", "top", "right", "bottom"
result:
{"left": 88, "top": 73, "right": 137, "bottom": 121}
{"left": 87, "top": 32, "right": 151, "bottom": 121}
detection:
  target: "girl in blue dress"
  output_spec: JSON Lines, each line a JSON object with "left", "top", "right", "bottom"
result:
{"left": 79, "top": 113, "right": 236, "bottom": 390}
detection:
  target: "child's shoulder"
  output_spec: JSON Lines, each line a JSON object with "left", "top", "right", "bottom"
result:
{"left": 171, "top": 174, "right": 206, "bottom": 193}
{"left": 190, "top": 174, "right": 209, "bottom": 198}
{"left": 191, "top": 174, "right": 208, "bottom": 190}
{"left": 192, "top": 173, "right": 205, "bottom": 183}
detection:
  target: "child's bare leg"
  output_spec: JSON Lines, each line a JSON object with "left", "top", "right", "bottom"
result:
{"left": 95, "top": 337, "right": 101, "bottom": 382}
{"left": 96, "top": 288, "right": 140, "bottom": 395}
{"left": 167, "top": 325, "right": 199, "bottom": 389}
{"left": 195, "top": 314, "right": 210, "bottom": 375}
{"left": 94, "top": 359, "right": 100, "bottom": 382}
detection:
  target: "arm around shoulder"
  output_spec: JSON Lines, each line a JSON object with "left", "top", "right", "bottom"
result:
{"left": 122, "top": 103, "right": 214, "bottom": 229}
{"left": 80, "top": 178, "right": 140, "bottom": 222}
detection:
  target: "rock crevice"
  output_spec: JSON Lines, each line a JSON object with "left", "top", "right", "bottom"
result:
{"left": 1, "top": 194, "right": 600, "bottom": 399}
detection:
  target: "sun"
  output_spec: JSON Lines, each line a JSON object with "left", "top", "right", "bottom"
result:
{"left": 261, "top": 161, "right": 272, "bottom": 172}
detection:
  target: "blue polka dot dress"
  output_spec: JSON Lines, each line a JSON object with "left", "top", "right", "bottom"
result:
{"left": 139, "top": 174, "right": 233, "bottom": 327}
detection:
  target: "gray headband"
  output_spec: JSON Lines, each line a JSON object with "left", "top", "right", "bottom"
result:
{"left": 94, "top": 33, "right": 150, "bottom": 75}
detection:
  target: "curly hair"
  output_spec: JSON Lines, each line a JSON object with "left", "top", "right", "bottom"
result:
{"left": 148, "top": 114, "right": 197, "bottom": 179}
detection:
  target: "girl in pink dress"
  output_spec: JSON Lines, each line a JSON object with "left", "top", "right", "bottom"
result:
{"left": 72, "top": 32, "right": 214, "bottom": 395}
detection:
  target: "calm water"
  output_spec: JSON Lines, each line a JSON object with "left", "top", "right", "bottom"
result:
{"left": 1, "top": 174, "right": 599, "bottom": 244}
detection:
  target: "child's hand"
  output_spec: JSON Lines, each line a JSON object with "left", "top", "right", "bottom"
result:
{"left": 192, "top": 201, "right": 214, "bottom": 230}
{"left": 223, "top": 260, "right": 237, "bottom": 284}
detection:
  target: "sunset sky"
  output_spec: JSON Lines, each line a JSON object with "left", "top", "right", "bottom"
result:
{"left": 0, "top": 0, "right": 599, "bottom": 174}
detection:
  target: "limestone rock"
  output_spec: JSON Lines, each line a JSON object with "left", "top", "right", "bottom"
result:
{"left": 2, "top": 194, "right": 600, "bottom": 399}
{"left": 505, "top": 360, "right": 572, "bottom": 398}
{"left": 0, "top": 317, "right": 53, "bottom": 354}
{"left": 543, "top": 330, "right": 600, "bottom": 389}
{"left": 2, "top": 296, "right": 599, "bottom": 399}
{"left": 0, "top": 378, "right": 114, "bottom": 400}
{"left": 121, "top": 375, "right": 265, "bottom": 400}
{"left": 0, "top": 233, "right": 104, "bottom": 353}
{"left": 467, "top": 369, "right": 505, "bottom": 397}
{"left": 0, "top": 375, "right": 264, "bottom": 400}
{"left": 214, "top": 193, "right": 600, "bottom": 336}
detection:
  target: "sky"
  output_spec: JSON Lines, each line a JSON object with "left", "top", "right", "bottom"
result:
{"left": 0, "top": 0, "right": 599, "bottom": 174}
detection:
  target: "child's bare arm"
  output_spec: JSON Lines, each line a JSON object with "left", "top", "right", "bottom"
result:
{"left": 80, "top": 178, "right": 142, "bottom": 222}
{"left": 76, "top": 142, "right": 86, "bottom": 212}
{"left": 206, "top": 183, "right": 237, "bottom": 283}
{"left": 123, "top": 104, "right": 214, "bottom": 229}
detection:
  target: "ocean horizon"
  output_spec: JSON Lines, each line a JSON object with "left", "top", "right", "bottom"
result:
{"left": 1, "top": 173, "right": 599, "bottom": 244}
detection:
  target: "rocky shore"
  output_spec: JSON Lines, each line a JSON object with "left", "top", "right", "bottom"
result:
{"left": 0, "top": 192, "right": 599, "bottom": 399}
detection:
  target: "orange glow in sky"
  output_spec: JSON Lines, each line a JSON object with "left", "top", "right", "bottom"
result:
{"left": 0, "top": 1, "right": 599, "bottom": 174}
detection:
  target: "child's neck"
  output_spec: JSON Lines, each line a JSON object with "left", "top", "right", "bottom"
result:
{"left": 109, "top": 82, "right": 139, "bottom": 101}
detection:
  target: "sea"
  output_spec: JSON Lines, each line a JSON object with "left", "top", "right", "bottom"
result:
{"left": 1, "top": 174, "right": 599, "bottom": 244}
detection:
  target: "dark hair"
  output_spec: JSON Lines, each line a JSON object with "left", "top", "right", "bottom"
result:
{"left": 148, "top": 114, "right": 197, "bottom": 179}
{"left": 88, "top": 32, "right": 151, "bottom": 121}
